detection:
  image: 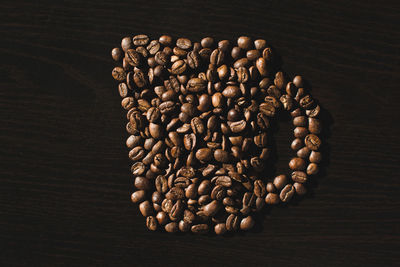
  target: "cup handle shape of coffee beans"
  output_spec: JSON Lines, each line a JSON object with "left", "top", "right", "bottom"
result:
{"left": 112, "top": 35, "right": 324, "bottom": 234}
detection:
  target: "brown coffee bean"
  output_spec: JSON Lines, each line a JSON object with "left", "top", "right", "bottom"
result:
{"left": 305, "top": 134, "right": 321, "bottom": 151}
{"left": 121, "top": 36, "right": 133, "bottom": 52}
{"left": 112, "top": 67, "right": 126, "bottom": 81}
{"left": 266, "top": 182, "right": 276, "bottom": 193}
{"left": 121, "top": 97, "right": 135, "bottom": 110}
{"left": 293, "top": 75, "right": 304, "bottom": 88}
{"left": 176, "top": 38, "right": 192, "bottom": 50}
{"left": 196, "top": 148, "right": 213, "bottom": 162}
{"left": 133, "top": 34, "right": 149, "bottom": 46}
{"left": 146, "top": 107, "right": 161, "bottom": 123}
{"left": 187, "top": 50, "right": 201, "bottom": 69}
{"left": 265, "top": 193, "right": 280, "bottom": 204}
{"left": 111, "top": 47, "right": 123, "bottom": 61}
{"left": 201, "top": 37, "right": 214, "bottom": 48}
{"left": 309, "top": 151, "right": 322, "bottom": 163}
{"left": 187, "top": 78, "right": 206, "bottom": 93}
{"left": 214, "top": 149, "right": 230, "bottom": 163}
{"left": 259, "top": 102, "right": 276, "bottom": 117}
{"left": 222, "top": 85, "right": 240, "bottom": 98}
{"left": 131, "top": 162, "right": 146, "bottom": 176}
{"left": 237, "top": 36, "right": 252, "bottom": 50}
{"left": 280, "top": 184, "right": 295, "bottom": 202}
{"left": 226, "top": 214, "right": 240, "bottom": 231}
{"left": 146, "top": 216, "right": 158, "bottom": 231}
{"left": 126, "top": 135, "right": 142, "bottom": 149}
{"left": 291, "top": 171, "right": 308, "bottom": 183}
{"left": 158, "top": 35, "right": 173, "bottom": 46}
{"left": 289, "top": 157, "right": 307, "bottom": 170}
{"left": 294, "top": 182, "right": 307, "bottom": 196}
{"left": 297, "top": 146, "right": 311, "bottom": 159}
{"left": 308, "top": 118, "right": 321, "bottom": 134}
{"left": 293, "top": 116, "right": 307, "bottom": 127}
{"left": 291, "top": 138, "right": 303, "bottom": 150}
{"left": 139, "top": 200, "right": 153, "bottom": 217}
{"left": 254, "top": 180, "right": 266, "bottom": 197}
{"left": 191, "top": 224, "right": 209, "bottom": 234}
{"left": 129, "top": 146, "right": 145, "bottom": 161}
{"left": 210, "top": 49, "right": 225, "bottom": 66}
{"left": 171, "top": 60, "right": 187, "bottom": 75}
{"left": 246, "top": 49, "right": 260, "bottom": 61}
{"left": 229, "top": 120, "right": 247, "bottom": 133}
{"left": 240, "top": 216, "right": 255, "bottom": 231}
{"left": 156, "top": 211, "right": 169, "bottom": 225}
{"left": 191, "top": 117, "right": 205, "bottom": 135}
{"left": 125, "top": 49, "right": 141, "bottom": 67}
{"left": 254, "top": 132, "right": 268, "bottom": 148}
{"left": 214, "top": 223, "right": 227, "bottom": 235}
{"left": 306, "top": 104, "right": 321, "bottom": 118}
{"left": 159, "top": 101, "right": 176, "bottom": 114}
{"left": 165, "top": 222, "right": 179, "bottom": 233}
{"left": 155, "top": 175, "right": 168, "bottom": 193}
{"left": 300, "top": 95, "right": 315, "bottom": 109}
{"left": 273, "top": 175, "right": 288, "bottom": 190}
{"left": 131, "top": 190, "right": 146, "bottom": 203}
{"left": 307, "top": 163, "right": 319, "bottom": 175}
{"left": 203, "top": 200, "right": 222, "bottom": 217}
{"left": 256, "top": 57, "right": 268, "bottom": 77}
{"left": 294, "top": 127, "right": 309, "bottom": 138}
{"left": 198, "top": 180, "right": 211, "bottom": 195}
{"left": 215, "top": 176, "right": 232, "bottom": 187}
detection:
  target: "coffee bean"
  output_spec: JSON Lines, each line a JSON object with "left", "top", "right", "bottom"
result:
{"left": 131, "top": 190, "right": 146, "bottom": 203}
{"left": 146, "top": 216, "right": 158, "bottom": 231}
{"left": 215, "top": 176, "right": 232, "bottom": 187}
{"left": 187, "top": 50, "right": 201, "bottom": 69}
{"left": 309, "top": 151, "right": 322, "bottom": 163}
{"left": 254, "top": 180, "right": 266, "bottom": 197}
{"left": 112, "top": 67, "right": 126, "bottom": 81}
{"left": 280, "top": 184, "right": 295, "bottom": 202}
{"left": 256, "top": 57, "right": 268, "bottom": 77}
{"left": 233, "top": 58, "right": 250, "bottom": 69}
{"left": 176, "top": 38, "right": 192, "bottom": 50}
{"left": 293, "top": 75, "right": 304, "bottom": 88}
{"left": 308, "top": 118, "right": 321, "bottom": 134}
{"left": 226, "top": 214, "right": 240, "bottom": 231}
{"left": 305, "top": 134, "right": 321, "bottom": 151}
{"left": 265, "top": 193, "right": 280, "bottom": 204}
{"left": 213, "top": 149, "right": 230, "bottom": 163}
{"left": 254, "top": 39, "right": 267, "bottom": 50}
{"left": 129, "top": 146, "right": 145, "bottom": 161}
{"left": 266, "top": 182, "right": 276, "bottom": 193}
{"left": 139, "top": 201, "right": 153, "bottom": 217}
{"left": 121, "top": 36, "right": 133, "bottom": 52}
{"left": 240, "top": 216, "right": 255, "bottom": 230}
{"left": 273, "top": 174, "right": 288, "bottom": 190}
{"left": 179, "top": 220, "right": 191, "bottom": 232}
{"left": 133, "top": 34, "right": 150, "bottom": 46}
{"left": 237, "top": 36, "right": 252, "bottom": 50}
{"left": 171, "top": 60, "right": 187, "bottom": 75}
{"left": 291, "top": 138, "right": 303, "bottom": 150}
{"left": 307, "top": 163, "right": 319, "bottom": 175}
{"left": 111, "top": 47, "right": 123, "bottom": 61}
{"left": 131, "top": 162, "right": 146, "bottom": 176}
{"left": 191, "top": 117, "right": 205, "bottom": 135}
{"left": 297, "top": 146, "right": 311, "bottom": 158}
{"left": 201, "top": 37, "right": 214, "bottom": 48}
{"left": 293, "top": 116, "right": 307, "bottom": 127}
{"left": 126, "top": 135, "right": 142, "bottom": 149}
{"left": 306, "top": 104, "right": 321, "bottom": 118}
{"left": 262, "top": 47, "right": 273, "bottom": 62}
{"left": 259, "top": 102, "right": 276, "bottom": 117}
{"left": 125, "top": 49, "right": 141, "bottom": 67}
{"left": 214, "top": 223, "right": 227, "bottom": 235}
{"left": 165, "top": 222, "right": 179, "bottom": 233}
{"left": 210, "top": 49, "right": 225, "bottom": 66}
{"left": 300, "top": 95, "right": 315, "bottom": 109}
{"left": 159, "top": 35, "right": 173, "bottom": 46}
{"left": 246, "top": 49, "right": 260, "bottom": 61}
{"left": 289, "top": 157, "right": 307, "bottom": 170}
{"left": 191, "top": 224, "right": 209, "bottom": 234}
{"left": 294, "top": 127, "right": 309, "bottom": 138}
{"left": 291, "top": 171, "right": 308, "bottom": 183}
{"left": 187, "top": 78, "right": 207, "bottom": 92}
{"left": 293, "top": 182, "right": 307, "bottom": 197}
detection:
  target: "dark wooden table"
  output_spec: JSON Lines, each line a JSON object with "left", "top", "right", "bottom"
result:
{"left": 1, "top": 0, "right": 399, "bottom": 266}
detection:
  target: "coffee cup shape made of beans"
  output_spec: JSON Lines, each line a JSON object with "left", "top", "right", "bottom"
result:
{"left": 111, "top": 35, "right": 323, "bottom": 235}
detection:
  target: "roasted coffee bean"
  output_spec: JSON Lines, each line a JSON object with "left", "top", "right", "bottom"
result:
{"left": 121, "top": 36, "right": 133, "bottom": 52}
{"left": 133, "top": 34, "right": 150, "bottom": 46}
{"left": 293, "top": 75, "right": 304, "bottom": 88}
{"left": 159, "top": 35, "right": 173, "bottom": 46}
{"left": 293, "top": 116, "right": 307, "bottom": 127}
{"left": 292, "top": 171, "right": 308, "bottom": 183}
{"left": 129, "top": 146, "right": 145, "bottom": 161}
{"left": 291, "top": 138, "right": 303, "bottom": 150}
{"left": 265, "top": 193, "right": 280, "bottom": 204}
{"left": 126, "top": 135, "right": 142, "bottom": 149}
{"left": 187, "top": 51, "right": 201, "bottom": 69}
{"left": 294, "top": 127, "right": 309, "bottom": 138}
{"left": 256, "top": 57, "right": 268, "bottom": 77}
{"left": 309, "top": 151, "right": 322, "bottom": 163}
{"left": 294, "top": 182, "right": 307, "bottom": 196}
{"left": 159, "top": 101, "right": 176, "bottom": 114}
{"left": 125, "top": 49, "right": 141, "bottom": 67}
{"left": 229, "top": 120, "right": 247, "bottom": 133}
{"left": 240, "top": 216, "right": 255, "bottom": 230}
{"left": 289, "top": 157, "right": 307, "bottom": 170}
{"left": 191, "top": 224, "right": 209, "bottom": 234}
{"left": 237, "top": 36, "right": 252, "bottom": 50}
{"left": 226, "top": 214, "right": 240, "bottom": 231}
{"left": 191, "top": 117, "right": 205, "bottom": 135}
{"left": 176, "top": 38, "right": 192, "bottom": 50}
{"left": 146, "top": 216, "right": 158, "bottom": 231}
{"left": 307, "top": 163, "right": 319, "bottom": 175}
{"left": 112, "top": 67, "right": 126, "bottom": 81}
{"left": 234, "top": 58, "right": 250, "bottom": 69}
{"left": 171, "top": 60, "right": 187, "bottom": 75}
{"left": 187, "top": 78, "right": 206, "bottom": 92}
{"left": 214, "top": 223, "right": 227, "bottom": 235}
{"left": 305, "top": 134, "right": 321, "bottom": 151}
{"left": 297, "top": 146, "right": 311, "bottom": 158}
{"left": 210, "top": 49, "right": 225, "bottom": 66}
{"left": 139, "top": 201, "right": 153, "bottom": 217}
{"left": 300, "top": 95, "right": 315, "bottom": 109}
{"left": 266, "top": 182, "right": 276, "bottom": 193}
{"left": 254, "top": 180, "right": 266, "bottom": 197}
{"left": 215, "top": 176, "right": 232, "bottom": 187}
{"left": 308, "top": 118, "right": 321, "bottom": 134}
{"left": 131, "top": 162, "right": 146, "bottom": 176}
{"left": 111, "top": 47, "right": 123, "bottom": 61}
{"left": 280, "top": 184, "right": 295, "bottom": 202}
{"left": 214, "top": 149, "right": 230, "bottom": 163}
{"left": 259, "top": 102, "right": 276, "bottom": 117}
{"left": 273, "top": 174, "right": 288, "bottom": 190}
{"left": 306, "top": 104, "right": 321, "bottom": 118}
{"left": 201, "top": 37, "right": 214, "bottom": 48}
{"left": 131, "top": 190, "right": 146, "bottom": 203}
{"left": 165, "top": 222, "right": 179, "bottom": 233}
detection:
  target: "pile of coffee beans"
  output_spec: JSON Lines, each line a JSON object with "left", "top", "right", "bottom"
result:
{"left": 111, "top": 35, "right": 323, "bottom": 234}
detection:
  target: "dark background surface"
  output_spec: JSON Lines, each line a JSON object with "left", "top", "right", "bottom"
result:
{"left": 1, "top": 0, "right": 399, "bottom": 266}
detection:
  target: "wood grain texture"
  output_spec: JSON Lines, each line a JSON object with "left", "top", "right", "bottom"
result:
{"left": 1, "top": 0, "right": 399, "bottom": 266}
